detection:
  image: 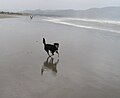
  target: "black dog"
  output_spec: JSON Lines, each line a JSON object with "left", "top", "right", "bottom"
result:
{"left": 43, "top": 38, "right": 59, "bottom": 57}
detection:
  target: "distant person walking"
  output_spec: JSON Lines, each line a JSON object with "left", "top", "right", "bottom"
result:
{"left": 30, "top": 16, "right": 33, "bottom": 19}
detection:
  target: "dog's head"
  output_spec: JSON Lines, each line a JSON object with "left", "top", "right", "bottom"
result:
{"left": 54, "top": 43, "right": 59, "bottom": 49}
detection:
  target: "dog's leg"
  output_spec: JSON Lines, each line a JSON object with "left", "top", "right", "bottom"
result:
{"left": 45, "top": 49, "right": 51, "bottom": 57}
{"left": 51, "top": 51, "right": 54, "bottom": 56}
{"left": 49, "top": 51, "right": 54, "bottom": 57}
{"left": 47, "top": 52, "right": 51, "bottom": 57}
{"left": 56, "top": 50, "right": 59, "bottom": 57}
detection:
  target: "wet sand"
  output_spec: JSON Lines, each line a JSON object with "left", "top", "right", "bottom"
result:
{"left": 0, "top": 17, "right": 120, "bottom": 98}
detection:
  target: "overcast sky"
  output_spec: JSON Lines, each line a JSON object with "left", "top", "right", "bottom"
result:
{"left": 0, "top": 0, "right": 120, "bottom": 11}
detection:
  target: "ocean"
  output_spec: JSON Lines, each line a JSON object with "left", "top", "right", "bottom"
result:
{"left": 43, "top": 17, "right": 120, "bottom": 33}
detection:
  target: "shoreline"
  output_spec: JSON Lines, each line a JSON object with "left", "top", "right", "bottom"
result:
{"left": 0, "top": 14, "right": 23, "bottom": 19}
{"left": 0, "top": 14, "right": 14, "bottom": 18}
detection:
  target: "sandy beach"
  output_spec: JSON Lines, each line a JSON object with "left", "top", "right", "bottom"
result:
{"left": 0, "top": 16, "right": 120, "bottom": 98}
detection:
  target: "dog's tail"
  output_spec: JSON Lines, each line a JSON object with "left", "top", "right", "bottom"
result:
{"left": 43, "top": 38, "right": 46, "bottom": 45}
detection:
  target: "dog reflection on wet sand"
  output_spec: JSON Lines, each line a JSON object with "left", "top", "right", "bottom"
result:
{"left": 41, "top": 57, "right": 59, "bottom": 75}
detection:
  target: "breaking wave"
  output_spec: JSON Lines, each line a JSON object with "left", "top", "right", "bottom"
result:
{"left": 43, "top": 17, "right": 120, "bottom": 33}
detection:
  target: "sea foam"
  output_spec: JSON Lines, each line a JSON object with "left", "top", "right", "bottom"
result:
{"left": 43, "top": 17, "right": 120, "bottom": 33}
